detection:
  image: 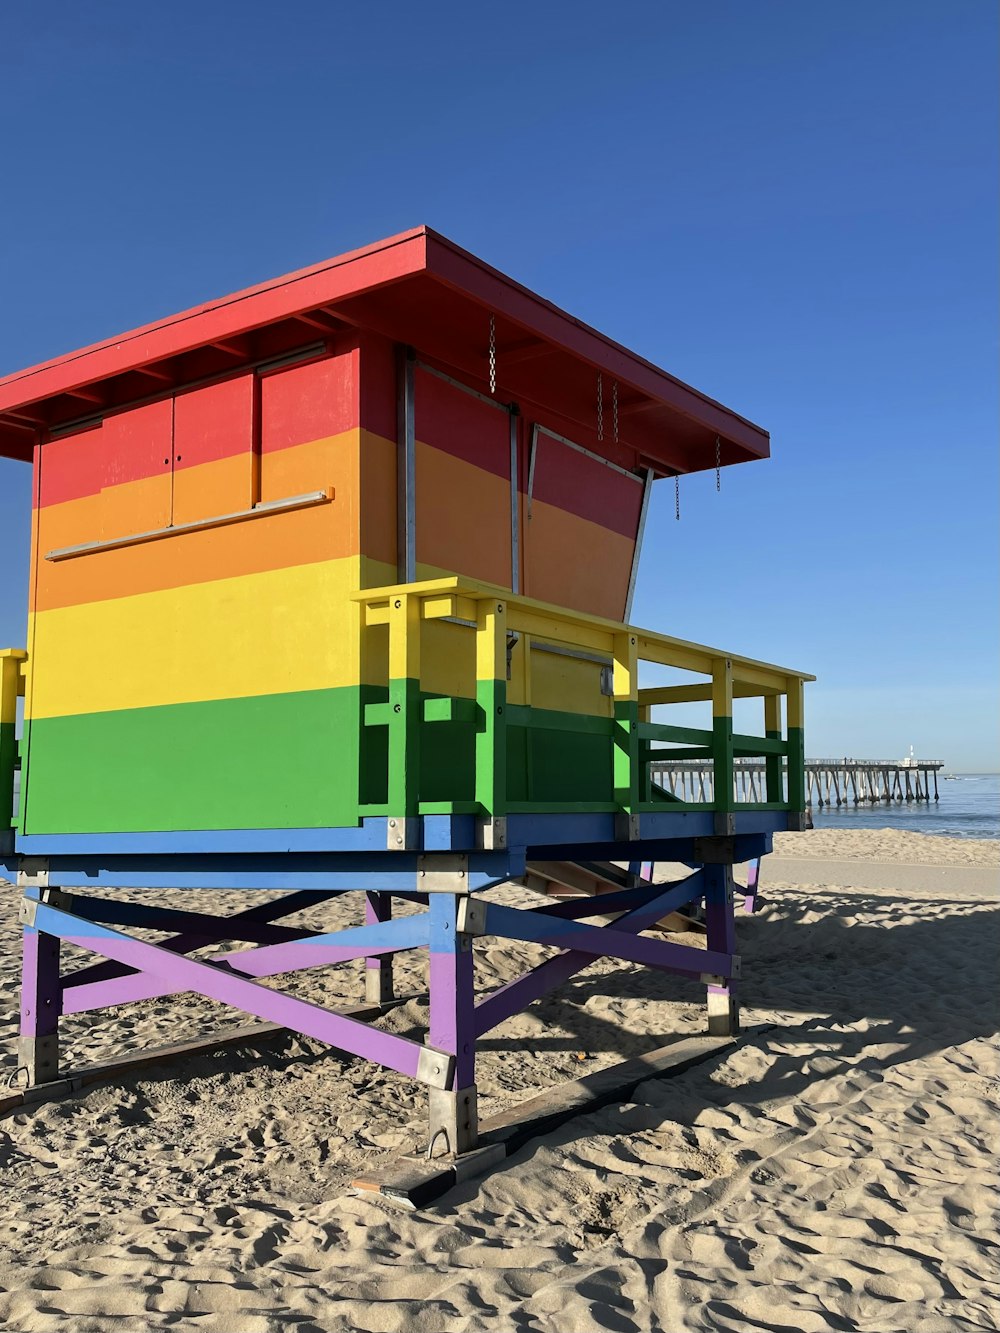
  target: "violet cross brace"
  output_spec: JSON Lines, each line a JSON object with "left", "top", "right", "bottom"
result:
{"left": 26, "top": 897, "right": 455, "bottom": 1090}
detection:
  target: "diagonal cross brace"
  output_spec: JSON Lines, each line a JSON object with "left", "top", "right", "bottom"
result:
{"left": 471, "top": 901, "right": 734, "bottom": 978}
{"left": 65, "top": 894, "right": 313, "bottom": 943}
{"left": 528, "top": 878, "right": 689, "bottom": 921}
{"left": 214, "top": 913, "right": 429, "bottom": 978}
{"left": 33, "top": 902, "right": 453, "bottom": 1089}
{"left": 63, "top": 913, "right": 429, "bottom": 1015}
{"left": 62, "top": 890, "right": 343, "bottom": 992}
{"left": 473, "top": 872, "right": 718, "bottom": 1038}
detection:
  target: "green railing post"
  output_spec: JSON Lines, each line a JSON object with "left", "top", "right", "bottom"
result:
{"left": 475, "top": 597, "right": 508, "bottom": 817}
{"left": 711, "top": 657, "right": 735, "bottom": 834}
{"left": 387, "top": 594, "right": 421, "bottom": 821}
{"left": 612, "top": 633, "right": 640, "bottom": 814}
{"left": 764, "top": 693, "right": 784, "bottom": 804}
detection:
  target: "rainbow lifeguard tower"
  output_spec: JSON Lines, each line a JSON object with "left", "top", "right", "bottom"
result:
{"left": 0, "top": 228, "right": 811, "bottom": 1180}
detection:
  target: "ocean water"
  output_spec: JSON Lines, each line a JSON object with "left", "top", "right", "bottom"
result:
{"left": 811, "top": 773, "right": 999, "bottom": 841}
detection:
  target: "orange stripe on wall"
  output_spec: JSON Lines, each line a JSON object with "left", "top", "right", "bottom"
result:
{"left": 32, "top": 504, "right": 351, "bottom": 612}
{"left": 415, "top": 442, "right": 512, "bottom": 588}
{"left": 524, "top": 497, "right": 635, "bottom": 621}
{"left": 30, "top": 431, "right": 398, "bottom": 612}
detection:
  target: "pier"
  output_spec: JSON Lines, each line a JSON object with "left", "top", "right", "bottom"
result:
{"left": 650, "top": 758, "right": 943, "bottom": 807}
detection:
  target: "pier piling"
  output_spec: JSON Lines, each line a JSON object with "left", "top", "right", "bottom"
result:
{"left": 650, "top": 758, "right": 943, "bottom": 807}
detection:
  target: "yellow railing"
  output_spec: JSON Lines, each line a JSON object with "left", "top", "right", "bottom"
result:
{"left": 354, "top": 578, "right": 813, "bottom": 824}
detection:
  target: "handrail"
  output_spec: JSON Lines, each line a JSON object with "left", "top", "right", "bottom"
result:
{"left": 354, "top": 578, "right": 812, "bottom": 824}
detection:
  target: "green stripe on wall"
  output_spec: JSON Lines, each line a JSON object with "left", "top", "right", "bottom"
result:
{"left": 22, "top": 688, "right": 369, "bottom": 834}
{"left": 20, "top": 692, "right": 789, "bottom": 835}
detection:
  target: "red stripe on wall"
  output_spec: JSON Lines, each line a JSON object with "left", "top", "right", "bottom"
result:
{"left": 414, "top": 367, "right": 510, "bottom": 482}
{"left": 37, "top": 400, "right": 173, "bottom": 509}
{"left": 530, "top": 431, "right": 643, "bottom": 540}
{"left": 260, "top": 351, "right": 357, "bottom": 454}
{"left": 35, "top": 352, "right": 359, "bottom": 509}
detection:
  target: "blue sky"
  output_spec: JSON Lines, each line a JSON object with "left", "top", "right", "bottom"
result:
{"left": 0, "top": 2, "right": 996, "bottom": 768}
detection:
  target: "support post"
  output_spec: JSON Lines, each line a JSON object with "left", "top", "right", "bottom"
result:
{"left": 427, "top": 889, "right": 478, "bottom": 1156}
{"left": 387, "top": 592, "right": 421, "bottom": 825}
{"left": 785, "top": 677, "right": 806, "bottom": 815}
{"left": 364, "top": 892, "right": 395, "bottom": 1006}
{"left": 703, "top": 864, "right": 739, "bottom": 1036}
{"left": 19, "top": 891, "right": 64, "bottom": 1085}
{"left": 475, "top": 598, "right": 508, "bottom": 818}
{"left": 613, "top": 632, "right": 641, "bottom": 816}
{"left": 712, "top": 658, "right": 735, "bottom": 835}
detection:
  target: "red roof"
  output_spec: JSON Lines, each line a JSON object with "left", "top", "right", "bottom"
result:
{"left": 0, "top": 226, "right": 768, "bottom": 474}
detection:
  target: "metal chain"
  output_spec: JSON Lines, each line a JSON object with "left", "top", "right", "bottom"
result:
{"left": 488, "top": 314, "right": 496, "bottom": 394}
{"left": 612, "top": 380, "right": 619, "bottom": 444}
{"left": 596, "top": 371, "right": 604, "bottom": 441}
{"left": 715, "top": 435, "right": 721, "bottom": 491}
{"left": 675, "top": 474, "right": 680, "bottom": 521}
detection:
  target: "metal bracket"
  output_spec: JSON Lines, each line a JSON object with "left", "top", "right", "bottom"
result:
{"left": 614, "top": 812, "right": 641, "bottom": 841}
{"left": 18, "top": 887, "right": 71, "bottom": 927}
{"left": 476, "top": 816, "right": 507, "bottom": 850}
{"left": 416, "top": 854, "right": 469, "bottom": 894}
{"left": 693, "top": 836, "right": 736, "bottom": 865}
{"left": 456, "top": 896, "right": 488, "bottom": 936}
{"left": 416, "top": 1045, "right": 455, "bottom": 1090}
{"left": 713, "top": 812, "right": 737, "bottom": 837}
{"left": 16, "top": 857, "right": 49, "bottom": 888}
{"left": 786, "top": 811, "right": 808, "bottom": 832}
{"left": 386, "top": 817, "right": 420, "bottom": 851}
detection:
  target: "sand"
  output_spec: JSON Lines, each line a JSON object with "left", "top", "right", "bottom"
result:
{"left": 0, "top": 829, "right": 997, "bottom": 1332}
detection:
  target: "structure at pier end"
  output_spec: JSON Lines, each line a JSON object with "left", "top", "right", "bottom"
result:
{"left": 0, "top": 228, "right": 813, "bottom": 1187}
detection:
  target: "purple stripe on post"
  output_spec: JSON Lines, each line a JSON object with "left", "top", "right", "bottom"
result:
{"left": 703, "top": 865, "right": 736, "bottom": 956}
{"left": 21, "top": 927, "right": 61, "bottom": 1038}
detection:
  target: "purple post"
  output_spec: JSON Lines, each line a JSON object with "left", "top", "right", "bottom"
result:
{"left": 427, "top": 891, "right": 478, "bottom": 1155}
{"left": 364, "top": 891, "right": 394, "bottom": 1006}
{"left": 703, "top": 863, "right": 739, "bottom": 1036}
{"left": 20, "top": 899, "right": 62, "bottom": 1085}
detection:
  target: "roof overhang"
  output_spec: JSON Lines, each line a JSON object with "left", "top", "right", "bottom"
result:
{"left": 0, "top": 226, "right": 769, "bottom": 474}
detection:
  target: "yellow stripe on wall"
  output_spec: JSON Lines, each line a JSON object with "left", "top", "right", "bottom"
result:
{"left": 27, "top": 555, "right": 396, "bottom": 720}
